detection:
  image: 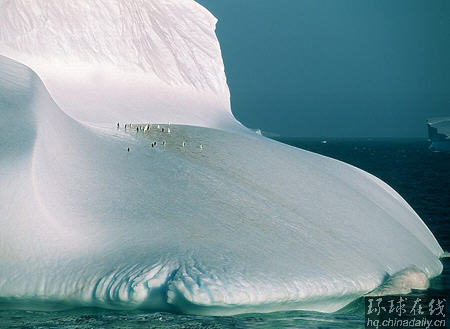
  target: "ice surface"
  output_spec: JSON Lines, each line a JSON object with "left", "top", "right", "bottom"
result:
{"left": 0, "top": 0, "right": 444, "bottom": 316}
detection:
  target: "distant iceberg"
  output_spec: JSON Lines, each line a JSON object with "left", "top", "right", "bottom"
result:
{"left": 427, "top": 117, "right": 450, "bottom": 152}
{"left": 0, "top": 0, "right": 443, "bottom": 315}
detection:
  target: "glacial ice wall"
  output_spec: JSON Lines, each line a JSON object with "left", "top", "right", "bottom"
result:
{"left": 0, "top": 0, "right": 444, "bottom": 316}
{"left": 0, "top": 0, "right": 239, "bottom": 130}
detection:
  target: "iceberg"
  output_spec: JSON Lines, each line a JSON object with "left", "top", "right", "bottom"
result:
{"left": 0, "top": 0, "right": 443, "bottom": 315}
{"left": 427, "top": 117, "right": 450, "bottom": 152}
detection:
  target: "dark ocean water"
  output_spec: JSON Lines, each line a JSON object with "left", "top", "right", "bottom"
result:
{"left": 1, "top": 138, "right": 448, "bottom": 329}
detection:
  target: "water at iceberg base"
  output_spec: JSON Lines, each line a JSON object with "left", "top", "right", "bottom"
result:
{"left": 0, "top": 55, "right": 444, "bottom": 318}
{"left": 0, "top": 0, "right": 445, "bottom": 324}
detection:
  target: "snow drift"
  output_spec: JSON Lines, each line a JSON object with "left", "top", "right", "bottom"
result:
{"left": 0, "top": 0, "right": 443, "bottom": 315}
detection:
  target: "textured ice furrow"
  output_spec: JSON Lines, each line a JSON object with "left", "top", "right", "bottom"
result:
{"left": 0, "top": 0, "right": 225, "bottom": 91}
{"left": 0, "top": 0, "right": 239, "bottom": 131}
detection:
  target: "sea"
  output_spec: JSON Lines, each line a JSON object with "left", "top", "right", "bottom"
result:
{"left": 1, "top": 138, "right": 448, "bottom": 329}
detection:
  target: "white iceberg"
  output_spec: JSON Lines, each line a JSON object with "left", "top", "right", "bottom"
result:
{"left": 0, "top": 0, "right": 443, "bottom": 315}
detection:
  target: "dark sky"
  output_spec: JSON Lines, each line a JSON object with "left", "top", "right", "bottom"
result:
{"left": 197, "top": 0, "right": 450, "bottom": 137}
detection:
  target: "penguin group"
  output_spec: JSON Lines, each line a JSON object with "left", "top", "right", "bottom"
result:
{"left": 117, "top": 122, "right": 203, "bottom": 153}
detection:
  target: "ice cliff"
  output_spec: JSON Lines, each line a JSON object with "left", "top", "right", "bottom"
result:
{"left": 0, "top": 0, "right": 239, "bottom": 130}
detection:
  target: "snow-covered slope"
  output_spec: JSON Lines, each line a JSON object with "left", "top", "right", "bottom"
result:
{"left": 0, "top": 0, "right": 239, "bottom": 130}
{"left": 0, "top": 0, "right": 444, "bottom": 316}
